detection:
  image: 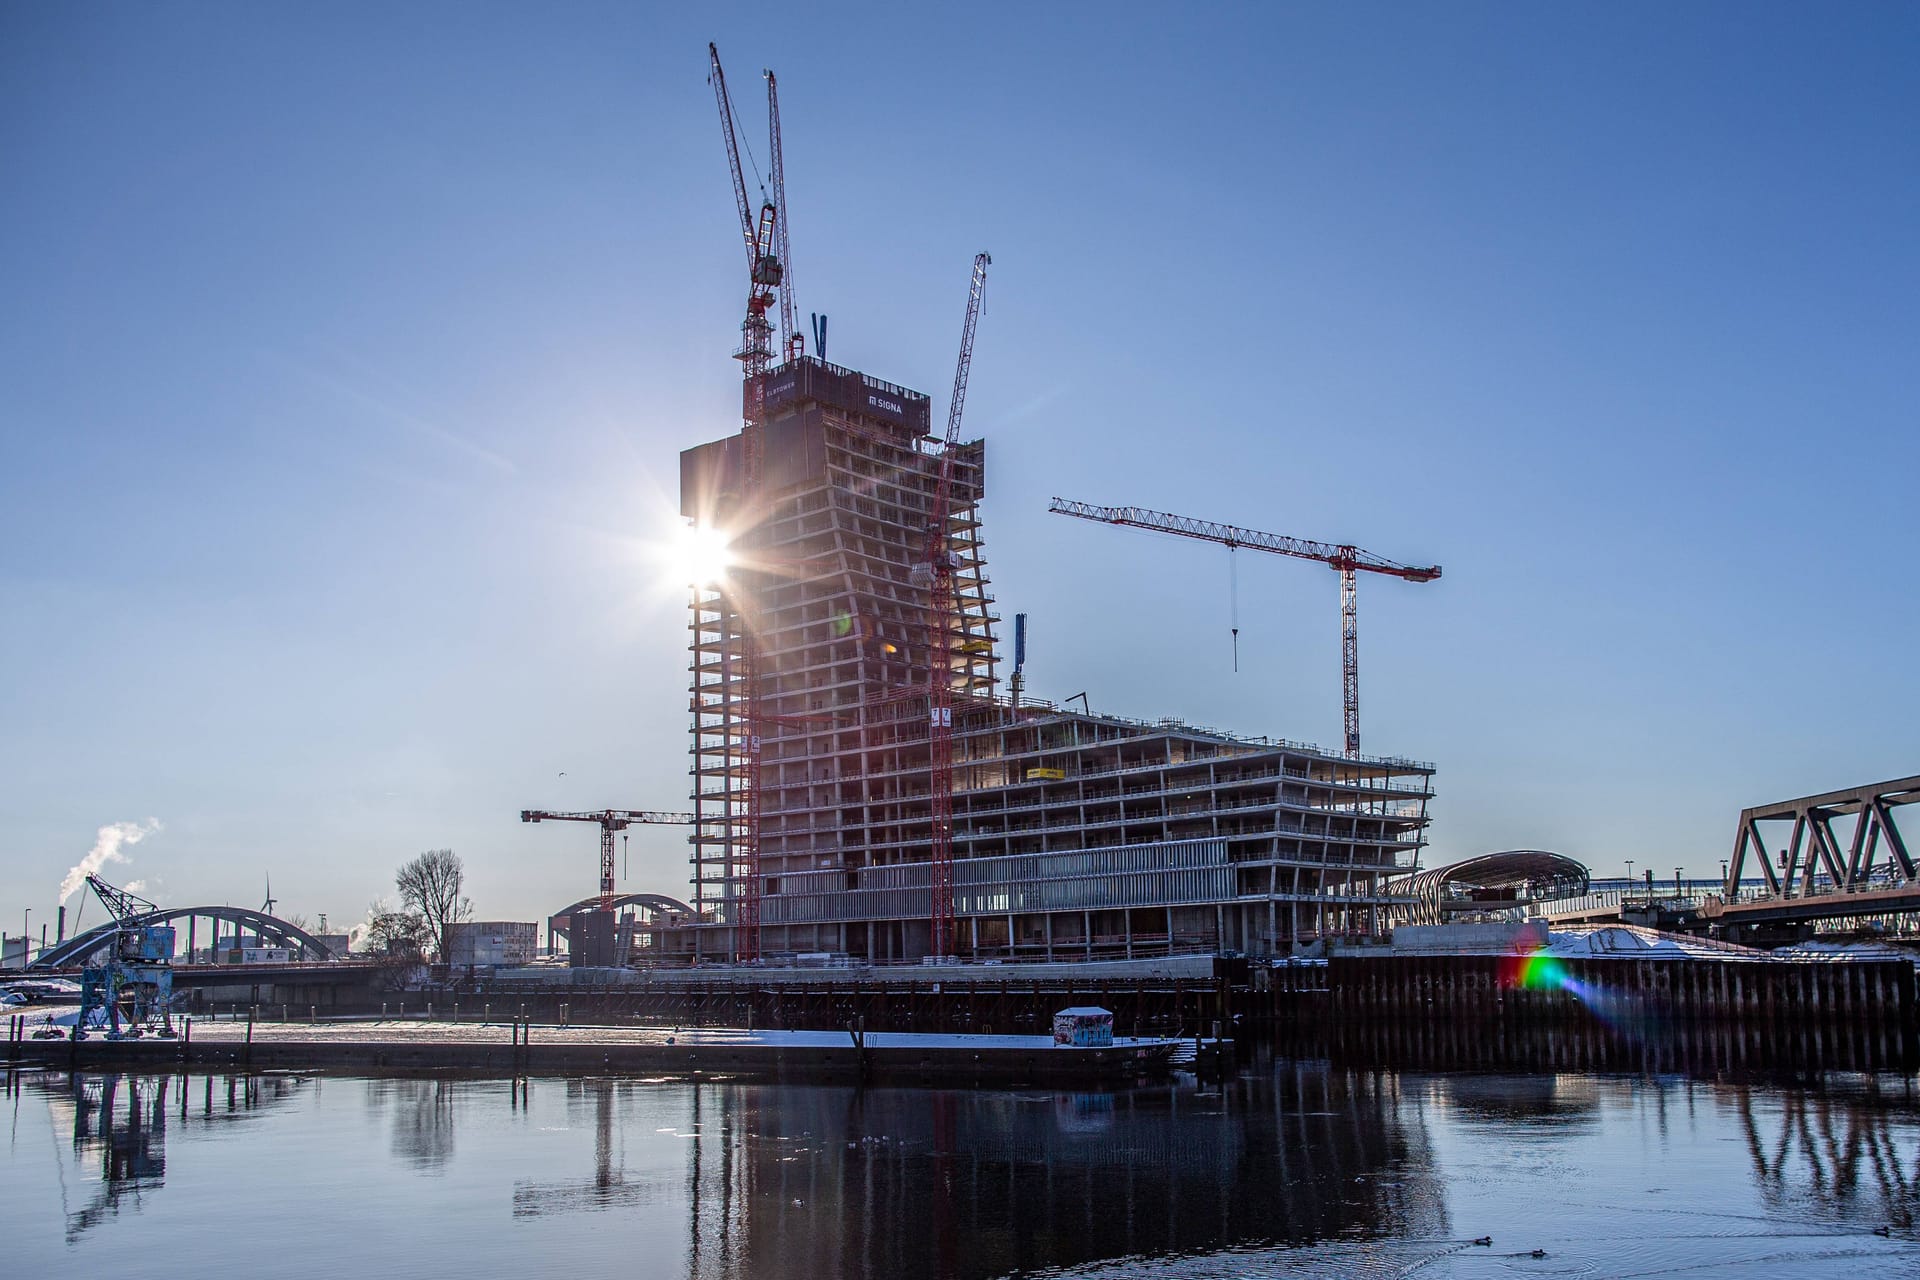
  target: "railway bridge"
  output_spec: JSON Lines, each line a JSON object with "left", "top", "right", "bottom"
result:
{"left": 1699, "top": 774, "right": 1920, "bottom": 943}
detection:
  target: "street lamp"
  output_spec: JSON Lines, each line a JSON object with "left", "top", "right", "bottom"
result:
{"left": 21, "top": 908, "right": 29, "bottom": 966}
{"left": 1624, "top": 860, "right": 1634, "bottom": 892}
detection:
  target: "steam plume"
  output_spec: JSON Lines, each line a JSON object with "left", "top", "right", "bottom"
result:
{"left": 59, "top": 819, "right": 162, "bottom": 904}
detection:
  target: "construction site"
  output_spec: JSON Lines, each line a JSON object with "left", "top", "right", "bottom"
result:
{"left": 671, "top": 47, "right": 1439, "bottom": 968}
{"left": 10, "top": 38, "right": 1919, "bottom": 1073}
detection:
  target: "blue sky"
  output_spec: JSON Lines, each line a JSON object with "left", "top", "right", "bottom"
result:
{"left": 3, "top": 2, "right": 1915, "bottom": 940}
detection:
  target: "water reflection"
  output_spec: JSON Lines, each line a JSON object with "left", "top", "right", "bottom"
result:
{"left": 513, "top": 1078, "right": 675, "bottom": 1215}
{"left": 22, "top": 1070, "right": 307, "bottom": 1244}
{"left": 1432, "top": 1072, "right": 1606, "bottom": 1131}
{"left": 6, "top": 1061, "right": 1920, "bottom": 1278}
{"left": 370, "top": 1077, "right": 458, "bottom": 1170}
{"left": 654, "top": 1065, "right": 1446, "bottom": 1279}
{"left": 1736, "top": 1086, "right": 1920, "bottom": 1231}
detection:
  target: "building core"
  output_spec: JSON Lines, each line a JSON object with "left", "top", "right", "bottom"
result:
{"left": 682, "top": 356, "right": 1434, "bottom": 963}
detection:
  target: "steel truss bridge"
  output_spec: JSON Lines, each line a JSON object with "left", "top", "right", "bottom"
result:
{"left": 30, "top": 905, "right": 337, "bottom": 970}
{"left": 1700, "top": 774, "right": 1920, "bottom": 936}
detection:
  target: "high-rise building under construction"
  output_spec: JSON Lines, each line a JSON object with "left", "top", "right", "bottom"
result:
{"left": 680, "top": 357, "right": 1435, "bottom": 964}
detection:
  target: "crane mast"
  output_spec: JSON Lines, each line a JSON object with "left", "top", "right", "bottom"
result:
{"left": 1048, "top": 499, "right": 1439, "bottom": 757}
{"left": 926, "top": 252, "right": 991, "bottom": 958}
{"left": 766, "top": 69, "right": 801, "bottom": 363}
{"left": 707, "top": 42, "right": 800, "bottom": 962}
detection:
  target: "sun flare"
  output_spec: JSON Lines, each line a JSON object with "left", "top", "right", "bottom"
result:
{"left": 673, "top": 521, "right": 734, "bottom": 587}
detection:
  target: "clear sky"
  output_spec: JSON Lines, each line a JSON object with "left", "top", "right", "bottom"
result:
{"left": 3, "top": 2, "right": 1915, "bottom": 942}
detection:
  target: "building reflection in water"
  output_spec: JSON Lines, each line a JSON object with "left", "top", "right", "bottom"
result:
{"left": 41, "top": 1071, "right": 307, "bottom": 1243}
{"left": 19, "top": 1055, "right": 1920, "bottom": 1276}
{"left": 370, "top": 1077, "right": 459, "bottom": 1170}
{"left": 649, "top": 1064, "right": 1449, "bottom": 1280}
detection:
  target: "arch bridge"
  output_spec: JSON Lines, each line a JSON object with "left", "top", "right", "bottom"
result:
{"left": 546, "top": 893, "right": 696, "bottom": 942}
{"left": 31, "top": 906, "right": 337, "bottom": 970}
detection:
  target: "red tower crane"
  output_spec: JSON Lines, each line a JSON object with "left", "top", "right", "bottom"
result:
{"left": 1047, "top": 500, "right": 1440, "bottom": 758}
{"left": 519, "top": 810, "right": 696, "bottom": 915}
{"left": 924, "top": 252, "right": 991, "bottom": 958}
{"left": 708, "top": 44, "right": 800, "bottom": 962}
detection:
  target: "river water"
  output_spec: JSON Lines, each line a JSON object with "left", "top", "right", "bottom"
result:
{"left": 5, "top": 1059, "right": 1919, "bottom": 1278}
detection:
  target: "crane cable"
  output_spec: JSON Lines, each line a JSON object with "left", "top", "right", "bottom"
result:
{"left": 1228, "top": 545, "right": 1240, "bottom": 673}
{"left": 706, "top": 70, "right": 771, "bottom": 204}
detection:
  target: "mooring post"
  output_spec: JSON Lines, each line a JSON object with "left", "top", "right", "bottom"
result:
{"left": 245, "top": 1007, "right": 255, "bottom": 1065}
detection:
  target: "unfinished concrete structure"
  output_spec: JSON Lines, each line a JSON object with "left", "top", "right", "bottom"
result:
{"left": 682, "top": 357, "right": 1434, "bottom": 963}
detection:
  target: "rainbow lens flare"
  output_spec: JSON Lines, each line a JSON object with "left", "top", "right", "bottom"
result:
{"left": 1504, "top": 951, "right": 1571, "bottom": 991}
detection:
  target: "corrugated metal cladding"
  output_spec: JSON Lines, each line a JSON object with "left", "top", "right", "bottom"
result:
{"left": 759, "top": 838, "right": 1232, "bottom": 926}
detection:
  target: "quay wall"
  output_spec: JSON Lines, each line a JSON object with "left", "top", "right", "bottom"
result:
{"left": 1327, "top": 955, "right": 1917, "bottom": 1027}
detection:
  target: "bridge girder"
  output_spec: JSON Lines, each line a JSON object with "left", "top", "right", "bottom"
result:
{"left": 30, "top": 906, "right": 337, "bottom": 970}
{"left": 1724, "top": 775, "right": 1920, "bottom": 901}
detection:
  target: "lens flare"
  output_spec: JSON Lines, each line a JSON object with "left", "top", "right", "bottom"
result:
{"left": 674, "top": 521, "right": 734, "bottom": 587}
{"left": 1509, "top": 952, "right": 1570, "bottom": 990}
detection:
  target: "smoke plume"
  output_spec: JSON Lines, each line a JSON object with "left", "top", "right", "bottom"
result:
{"left": 58, "top": 819, "right": 162, "bottom": 904}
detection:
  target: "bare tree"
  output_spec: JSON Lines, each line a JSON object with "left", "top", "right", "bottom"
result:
{"left": 364, "top": 899, "right": 434, "bottom": 959}
{"left": 395, "top": 849, "right": 471, "bottom": 961}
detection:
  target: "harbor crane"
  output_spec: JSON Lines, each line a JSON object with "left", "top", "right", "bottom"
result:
{"left": 1048, "top": 500, "right": 1440, "bottom": 758}
{"left": 73, "top": 875, "right": 174, "bottom": 1041}
{"left": 520, "top": 810, "right": 696, "bottom": 916}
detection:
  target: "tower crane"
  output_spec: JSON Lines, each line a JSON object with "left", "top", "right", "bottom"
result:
{"left": 924, "top": 252, "right": 991, "bottom": 957}
{"left": 1048, "top": 500, "right": 1439, "bottom": 758}
{"left": 765, "top": 68, "right": 801, "bottom": 363}
{"left": 520, "top": 810, "right": 697, "bottom": 916}
{"left": 707, "top": 43, "right": 786, "bottom": 394}
{"left": 707, "top": 42, "right": 799, "bottom": 962}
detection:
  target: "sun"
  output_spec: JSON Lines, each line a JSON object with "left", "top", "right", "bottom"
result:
{"left": 673, "top": 520, "right": 734, "bottom": 587}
